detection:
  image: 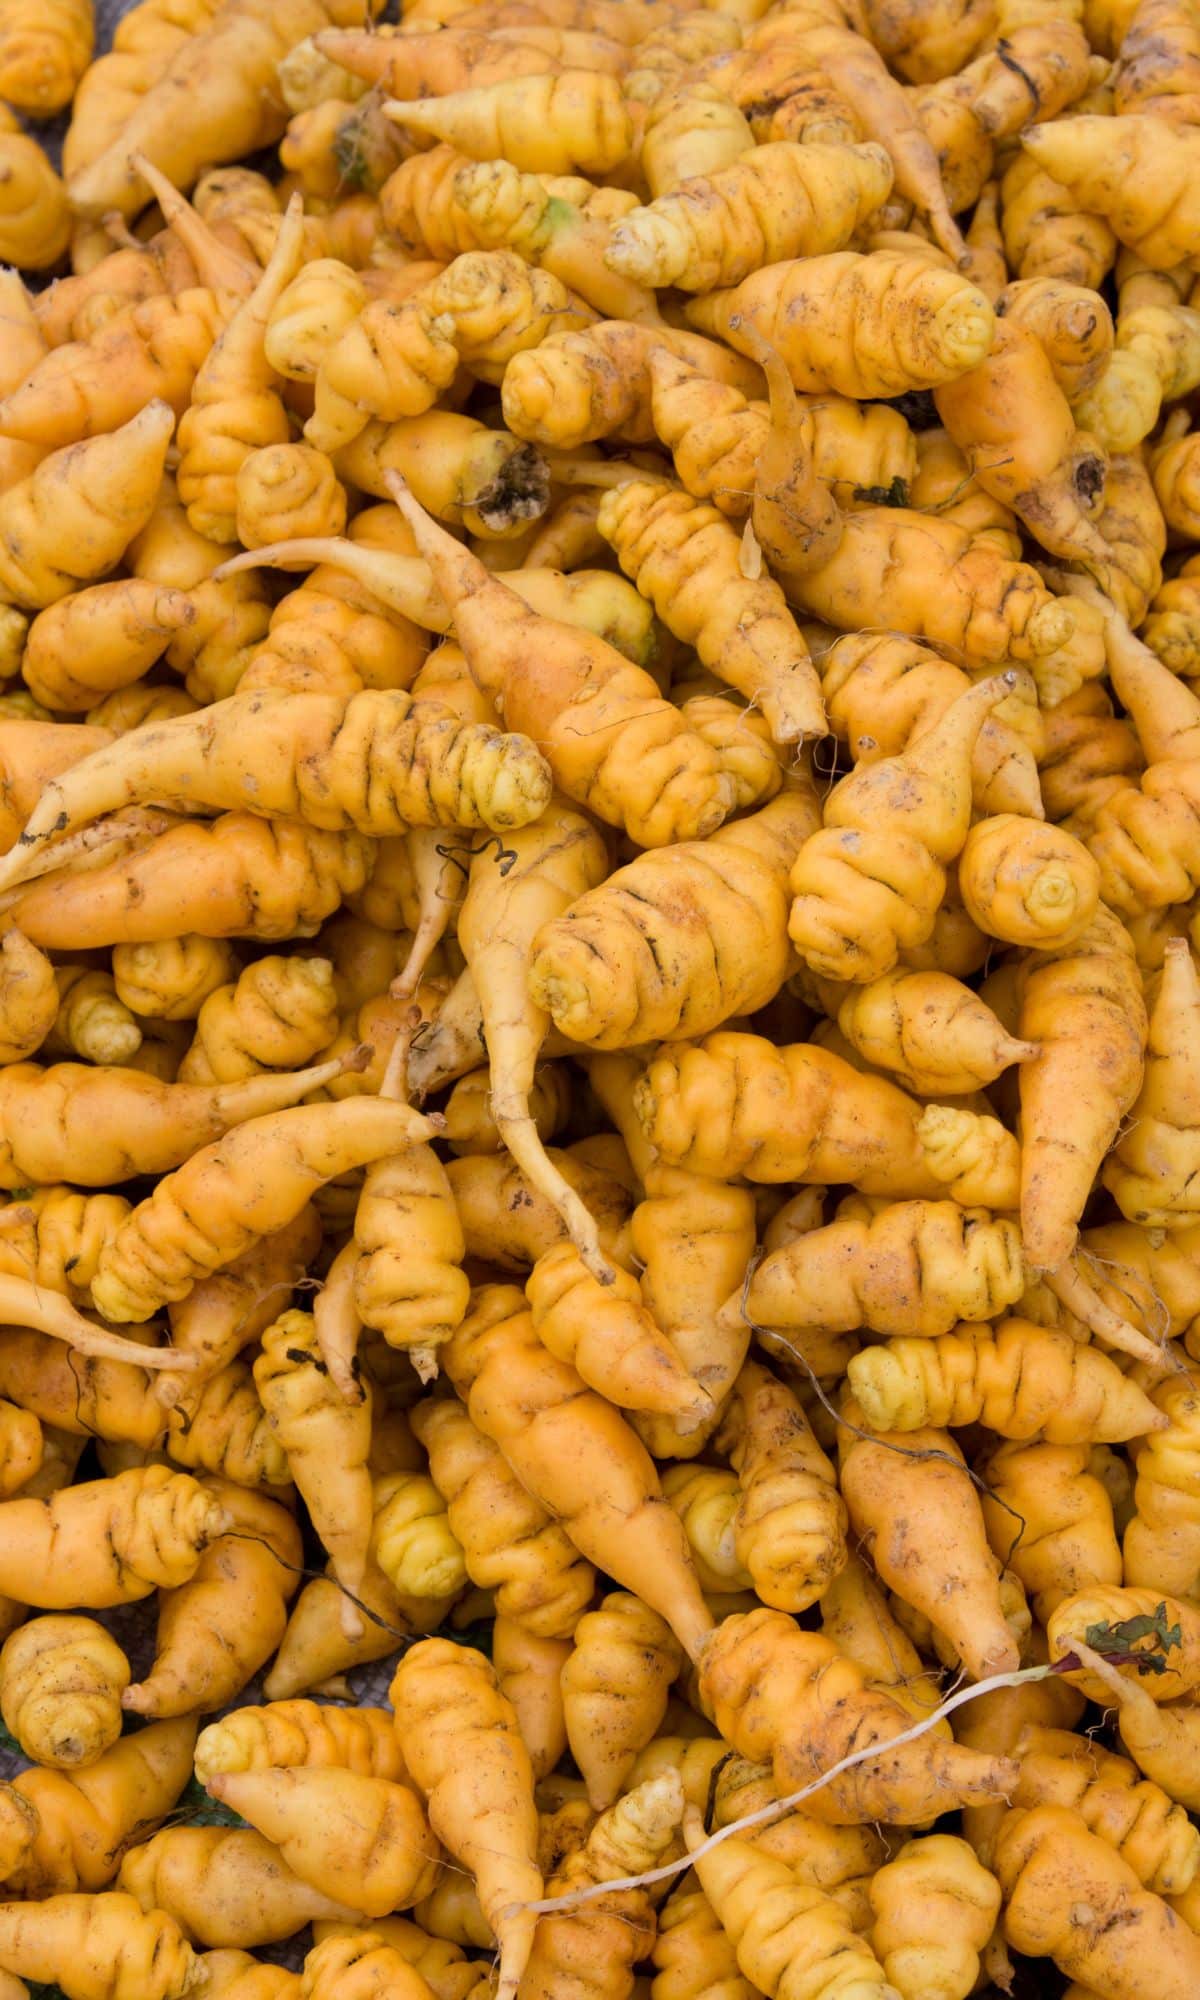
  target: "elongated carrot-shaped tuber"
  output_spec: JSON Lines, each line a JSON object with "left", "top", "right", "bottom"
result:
{"left": 588, "top": 1049, "right": 757, "bottom": 1459}
{"left": 0, "top": 686, "right": 552, "bottom": 892}
{"left": 736, "top": 1195, "right": 1025, "bottom": 1338}
{"left": 354, "top": 1139, "right": 468, "bottom": 1388}
{"left": 9, "top": 812, "right": 374, "bottom": 949}
{"left": 849, "top": 1319, "right": 1165, "bottom": 1442}
{"left": 412, "top": 1397, "right": 594, "bottom": 1640}
{"left": 838, "top": 1405, "right": 1020, "bottom": 1682}
{"left": 386, "top": 477, "right": 734, "bottom": 847}
{"left": 419, "top": 801, "right": 613, "bottom": 1279}
{"left": 0, "top": 1893, "right": 200, "bottom": 2000}
{"left": 697, "top": 1607, "right": 1017, "bottom": 1825}
{"left": 390, "top": 1638, "right": 542, "bottom": 2000}
{"left": 254, "top": 1312, "right": 373, "bottom": 1640}
{"left": 719, "top": 1360, "right": 847, "bottom": 1614}
{"left": 176, "top": 200, "right": 305, "bottom": 543}
{"left": 686, "top": 251, "right": 992, "bottom": 400}
{"left": 0, "top": 1466, "right": 229, "bottom": 1609}
{"left": 122, "top": 1484, "right": 301, "bottom": 1719}
{"left": 385, "top": 71, "right": 633, "bottom": 177}
{"left": 321, "top": 23, "right": 627, "bottom": 98}
{"left": 90, "top": 1096, "right": 433, "bottom": 1323}
{"left": 205, "top": 1766, "right": 438, "bottom": 1919}
{"left": 608, "top": 141, "right": 893, "bottom": 292}
{"left": 22, "top": 581, "right": 195, "bottom": 714}
{"left": 631, "top": 1031, "right": 942, "bottom": 1194}
{"left": 1103, "top": 935, "right": 1200, "bottom": 1227}
{"left": 0, "top": 290, "right": 226, "bottom": 450}
{"left": 1017, "top": 903, "right": 1148, "bottom": 1270}
{"left": 596, "top": 479, "right": 826, "bottom": 743}
{"left": 0, "top": 1048, "right": 362, "bottom": 1190}
{"left": 788, "top": 673, "right": 1018, "bottom": 981}
{"left": 443, "top": 1285, "right": 713, "bottom": 1660}
{"left": 117, "top": 1824, "right": 363, "bottom": 1948}
{"left": 195, "top": 1698, "right": 408, "bottom": 1784}
{"left": 560, "top": 1593, "right": 681, "bottom": 1811}
{"left": 0, "top": 1714, "right": 197, "bottom": 1895}
{"left": 0, "top": 402, "right": 173, "bottom": 610}
{"left": 935, "top": 319, "right": 1111, "bottom": 566}
{"left": 527, "top": 1244, "right": 711, "bottom": 1426}
{"left": 529, "top": 781, "right": 817, "bottom": 1050}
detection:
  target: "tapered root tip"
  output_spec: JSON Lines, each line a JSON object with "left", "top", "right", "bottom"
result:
{"left": 495, "top": 1913, "right": 538, "bottom": 2000}
{"left": 153, "top": 1371, "right": 187, "bottom": 1410}
{"left": 212, "top": 538, "right": 346, "bottom": 580}
{"left": 716, "top": 1289, "right": 749, "bottom": 1333}
{"left": 670, "top": 1382, "right": 717, "bottom": 1434}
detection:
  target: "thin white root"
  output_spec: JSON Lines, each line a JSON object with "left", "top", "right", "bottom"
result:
{"left": 1044, "top": 1257, "right": 1163, "bottom": 1367}
{"left": 499, "top": 1659, "right": 1054, "bottom": 1922}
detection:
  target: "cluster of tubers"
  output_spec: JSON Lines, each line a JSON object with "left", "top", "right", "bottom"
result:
{"left": 5, "top": 0, "right": 1200, "bottom": 1998}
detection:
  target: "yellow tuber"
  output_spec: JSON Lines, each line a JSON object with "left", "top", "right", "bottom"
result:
{"left": 596, "top": 479, "right": 826, "bottom": 743}
{"left": 389, "top": 1638, "right": 541, "bottom": 2000}
{"left": 607, "top": 141, "right": 893, "bottom": 292}
{"left": 411, "top": 1397, "right": 594, "bottom": 1641}
{"left": 698, "top": 1606, "right": 1017, "bottom": 1825}
{"left": 527, "top": 1244, "right": 711, "bottom": 1427}
{"left": 868, "top": 1835, "right": 1001, "bottom": 2000}
{"left": 687, "top": 250, "right": 994, "bottom": 399}
{"left": 0, "top": 402, "right": 172, "bottom": 610}
{"left": 719, "top": 1360, "right": 847, "bottom": 1613}
{"left": 996, "top": 1803, "right": 1200, "bottom": 1999}
{"left": 788, "top": 673, "right": 1016, "bottom": 980}
{"left": 848, "top": 1319, "right": 1165, "bottom": 1441}
{"left": 89, "top": 1096, "right": 432, "bottom": 1322}
{"left": 1103, "top": 935, "right": 1200, "bottom": 1227}
{"left": 0, "top": 1617, "right": 127, "bottom": 1769}
{"left": 958, "top": 813, "right": 1101, "bottom": 947}
{"left": 561, "top": 1593, "right": 682, "bottom": 1810}
{"left": 0, "top": 1894, "right": 199, "bottom": 2000}
{"left": 528, "top": 782, "right": 819, "bottom": 1050}
{"left": 254, "top": 1310, "right": 373, "bottom": 1639}
{"left": 980, "top": 1440, "right": 1122, "bottom": 1624}
{"left": 205, "top": 1766, "right": 438, "bottom": 1920}
{"left": 838, "top": 1407, "right": 1020, "bottom": 1681}
{"left": 739, "top": 1195, "right": 1025, "bottom": 1338}
{"left": 444, "top": 1285, "right": 712, "bottom": 1659}
{"left": 122, "top": 1483, "right": 301, "bottom": 1719}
